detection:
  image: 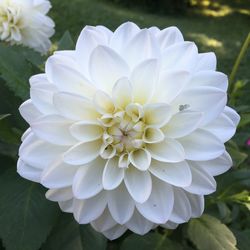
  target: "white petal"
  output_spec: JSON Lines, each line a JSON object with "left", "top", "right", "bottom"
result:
{"left": 161, "top": 221, "right": 179, "bottom": 230}
{"left": 130, "top": 59, "right": 159, "bottom": 104}
{"left": 17, "top": 159, "right": 42, "bottom": 183}
{"left": 70, "top": 121, "right": 103, "bottom": 142}
{"left": 112, "top": 77, "right": 133, "bottom": 109}
{"left": 91, "top": 207, "right": 117, "bottom": 232}
{"left": 31, "top": 115, "right": 77, "bottom": 145}
{"left": 153, "top": 70, "right": 190, "bottom": 103}
{"left": 195, "top": 52, "right": 216, "bottom": 71}
{"left": 126, "top": 209, "right": 154, "bottom": 235}
{"left": 93, "top": 90, "right": 115, "bottom": 114}
{"left": 76, "top": 26, "right": 108, "bottom": 76}
{"left": 147, "top": 138, "right": 185, "bottom": 163}
{"left": 63, "top": 140, "right": 102, "bottom": 165}
{"left": 161, "top": 42, "right": 198, "bottom": 71}
{"left": 59, "top": 199, "right": 74, "bottom": 213}
{"left": 89, "top": 45, "right": 129, "bottom": 93}
{"left": 169, "top": 188, "right": 191, "bottom": 223}
{"left": 149, "top": 160, "right": 192, "bottom": 187}
{"left": 110, "top": 22, "right": 140, "bottom": 53}
{"left": 162, "top": 111, "right": 202, "bottom": 138}
{"left": 102, "top": 157, "right": 124, "bottom": 190}
{"left": 143, "top": 103, "right": 171, "bottom": 127}
{"left": 45, "top": 56, "right": 96, "bottom": 98}
{"left": 136, "top": 178, "right": 174, "bottom": 223}
{"left": 19, "top": 100, "right": 42, "bottom": 124}
{"left": 45, "top": 187, "right": 73, "bottom": 202}
{"left": 178, "top": 129, "right": 225, "bottom": 161}
{"left": 41, "top": 159, "right": 79, "bottom": 188}
{"left": 148, "top": 26, "right": 160, "bottom": 35}
{"left": 171, "top": 86, "right": 227, "bottom": 126}
{"left": 143, "top": 127, "right": 165, "bottom": 144}
{"left": 189, "top": 71, "right": 228, "bottom": 91}
{"left": 53, "top": 92, "right": 100, "bottom": 121}
{"left": 124, "top": 167, "right": 152, "bottom": 203}
{"left": 102, "top": 225, "right": 127, "bottom": 240}
{"left": 108, "top": 183, "right": 135, "bottom": 224}
{"left": 184, "top": 164, "right": 216, "bottom": 195}
{"left": 72, "top": 158, "right": 104, "bottom": 199}
{"left": 73, "top": 191, "right": 107, "bottom": 224}
{"left": 30, "top": 83, "right": 57, "bottom": 114}
{"left": 191, "top": 151, "right": 232, "bottom": 176}
{"left": 19, "top": 133, "right": 67, "bottom": 169}
{"left": 156, "top": 26, "right": 184, "bottom": 50}
{"left": 203, "top": 113, "right": 236, "bottom": 142}
{"left": 184, "top": 192, "right": 204, "bottom": 218}
{"left": 129, "top": 149, "right": 151, "bottom": 171}
{"left": 223, "top": 106, "right": 240, "bottom": 126}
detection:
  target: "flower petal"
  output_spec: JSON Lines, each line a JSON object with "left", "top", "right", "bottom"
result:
{"left": 171, "top": 86, "right": 227, "bottom": 126}
{"left": 102, "top": 157, "right": 124, "bottom": 190}
{"left": 143, "top": 127, "right": 165, "bottom": 144}
{"left": 63, "top": 140, "right": 102, "bottom": 165}
{"left": 149, "top": 160, "right": 192, "bottom": 187}
{"left": 129, "top": 149, "right": 151, "bottom": 171}
{"left": 126, "top": 209, "right": 154, "bottom": 235}
{"left": 184, "top": 192, "right": 204, "bottom": 218}
{"left": 130, "top": 59, "right": 159, "bottom": 104}
{"left": 162, "top": 111, "right": 203, "bottom": 138}
{"left": 41, "top": 159, "right": 79, "bottom": 188}
{"left": 89, "top": 45, "right": 129, "bottom": 93}
{"left": 53, "top": 92, "right": 100, "bottom": 121}
{"left": 45, "top": 187, "right": 73, "bottom": 202}
{"left": 122, "top": 29, "right": 160, "bottom": 68}
{"left": 195, "top": 52, "right": 216, "bottom": 71}
{"left": 31, "top": 115, "right": 77, "bottom": 145}
{"left": 161, "top": 42, "right": 198, "bottom": 72}
{"left": 184, "top": 164, "right": 216, "bottom": 195}
{"left": 178, "top": 129, "right": 225, "bottom": 161}
{"left": 112, "top": 77, "right": 133, "bottom": 109}
{"left": 19, "top": 133, "right": 67, "bottom": 169}
{"left": 70, "top": 122, "right": 103, "bottom": 142}
{"left": 73, "top": 191, "right": 107, "bottom": 223}
{"left": 147, "top": 138, "right": 185, "bottom": 163}
{"left": 169, "top": 188, "right": 191, "bottom": 223}
{"left": 102, "top": 225, "right": 127, "bottom": 241}
{"left": 124, "top": 167, "right": 152, "bottom": 203}
{"left": 19, "top": 100, "right": 42, "bottom": 124}
{"left": 72, "top": 158, "right": 105, "bottom": 199}
{"left": 153, "top": 70, "right": 190, "bottom": 103}
{"left": 191, "top": 151, "right": 232, "bottom": 177}
{"left": 143, "top": 103, "right": 171, "bottom": 127}
{"left": 223, "top": 106, "right": 240, "bottom": 126}
{"left": 203, "top": 113, "right": 236, "bottom": 142}
{"left": 93, "top": 90, "right": 115, "bottom": 114}
{"left": 136, "top": 177, "right": 174, "bottom": 224}
{"left": 108, "top": 183, "right": 135, "bottom": 224}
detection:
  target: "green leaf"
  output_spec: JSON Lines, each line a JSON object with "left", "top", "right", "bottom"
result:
{"left": 226, "top": 141, "right": 248, "bottom": 167}
{"left": 0, "top": 114, "right": 10, "bottom": 121}
{"left": 187, "top": 214, "right": 237, "bottom": 250}
{"left": 233, "top": 230, "right": 250, "bottom": 250}
{"left": 121, "top": 232, "right": 182, "bottom": 250}
{"left": 58, "top": 31, "right": 75, "bottom": 50}
{"left": 0, "top": 169, "right": 60, "bottom": 250}
{"left": 42, "top": 214, "right": 107, "bottom": 250}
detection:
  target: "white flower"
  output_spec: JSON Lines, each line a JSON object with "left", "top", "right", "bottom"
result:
{"left": 0, "top": 0, "right": 54, "bottom": 53}
{"left": 18, "top": 22, "right": 240, "bottom": 240}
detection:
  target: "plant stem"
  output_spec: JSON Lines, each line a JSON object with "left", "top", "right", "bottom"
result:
{"left": 229, "top": 32, "right": 250, "bottom": 93}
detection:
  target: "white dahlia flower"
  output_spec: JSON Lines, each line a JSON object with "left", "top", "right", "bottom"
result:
{"left": 18, "top": 22, "right": 240, "bottom": 240}
{"left": 0, "top": 0, "right": 54, "bottom": 53}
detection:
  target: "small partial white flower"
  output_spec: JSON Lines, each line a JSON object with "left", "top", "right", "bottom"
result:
{"left": 0, "top": 0, "right": 54, "bottom": 53}
{"left": 18, "top": 22, "right": 240, "bottom": 240}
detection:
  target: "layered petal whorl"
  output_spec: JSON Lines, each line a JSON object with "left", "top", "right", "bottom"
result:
{"left": 0, "top": 0, "right": 54, "bottom": 53}
{"left": 18, "top": 22, "right": 240, "bottom": 240}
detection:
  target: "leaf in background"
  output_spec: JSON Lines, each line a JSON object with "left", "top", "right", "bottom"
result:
{"left": 226, "top": 141, "right": 248, "bottom": 167}
{"left": 0, "top": 169, "right": 60, "bottom": 250}
{"left": 121, "top": 232, "right": 181, "bottom": 250}
{"left": 42, "top": 214, "right": 107, "bottom": 250}
{"left": 233, "top": 230, "right": 250, "bottom": 250}
{"left": 0, "top": 44, "right": 42, "bottom": 100}
{"left": 0, "top": 114, "right": 10, "bottom": 121}
{"left": 58, "top": 31, "right": 75, "bottom": 50}
{"left": 187, "top": 214, "right": 237, "bottom": 250}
